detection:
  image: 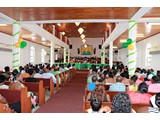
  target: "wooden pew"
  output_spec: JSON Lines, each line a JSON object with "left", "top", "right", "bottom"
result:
{"left": 85, "top": 90, "right": 156, "bottom": 102}
{"left": 0, "top": 103, "right": 12, "bottom": 113}
{"left": 83, "top": 97, "right": 150, "bottom": 113}
{"left": 36, "top": 78, "right": 54, "bottom": 97}
{"left": 0, "top": 87, "right": 31, "bottom": 113}
{"left": 22, "top": 81, "right": 45, "bottom": 106}
{"left": 5, "top": 81, "right": 46, "bottom": 106}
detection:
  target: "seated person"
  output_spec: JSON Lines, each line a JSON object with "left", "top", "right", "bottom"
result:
{"left": 87, "top": 98, "right": 102, "bottom": 113}
{"left": 127, "top": 75, "right": 138, "bottom": 91}
{"left": 87, "top": 68, "right": 100, "bottom": 84}
{"left": 137, "top": 92, "right": 160, "bottom": 113}
{"left": 42, "top": 67, "right": 57, "bottom": 86}
{"left": 25, "top": 69, "right": 38, "bottom": 82}
{"left": 88, "top": 76, "right": 98, "bottom": 91}
{"left": 10, "top": 69, "right": 23, "bottom": 82}
{"left": 121, "top": 72, "right": 130, "bottom": 85}
{"left": 20, "top": 67, "right": 30, "bottom": 79}
{"left": 0, "top": 75, "right": 9, "bottom": 89}
{"left": 148, "top": 76, "right": 160, "bottom": 93}
{"left": 145, "top": 74, "right": 153, "bottom": 85}
{"left": 86, "top": 85, "right": 110, "bottom": 102}
{"left": 99, "top": 92, "right": 135, "bottom": 113}
{"left": 2, "top": 66, "right": 11, "bottom": 78}
{"left": 34, "top": 69, "right": 42, "bottom": 78}
{"left": 127, "top": 82, "right": 152, "bottom": 105}
{"left": 105, "top": 72, "right": 116, "bottom": 84}
{"left": 135, "top": 72, "right": 143, "bottom": 85}
{"left": 109, "top": 76, "right": 126, "bottom": 91}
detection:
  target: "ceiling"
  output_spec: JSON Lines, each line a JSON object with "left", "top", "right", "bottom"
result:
{"left": 0, "top": 7, "right": 160, "bottom": 49}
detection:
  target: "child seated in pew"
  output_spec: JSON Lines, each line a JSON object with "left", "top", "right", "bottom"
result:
{"left": 137, "top": 92, "right": 160, "bottom": 113}
{"left": 0, "top": 75, "right": 9, "bottom": 89}
{"left": 86, "top": 85, "right": 110, "bottom": 102}
{"left": 87, "top": 98, "right": 102, "bottom": 113}
{"left": 99, "top": 92, "right": 135, "bottom": 113}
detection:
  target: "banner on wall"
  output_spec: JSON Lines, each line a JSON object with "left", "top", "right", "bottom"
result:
{"left": 81, "top": 45, "right": 93, "bottom": 55}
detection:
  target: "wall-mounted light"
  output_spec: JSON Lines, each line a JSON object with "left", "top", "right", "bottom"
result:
{"left": 120, "top": 39, "right": 126, "bottom": 43}
{"left": 75, "top": 22, "right": 80, "bottom": 26}
{"left": 57, "top": 23, "right": 61, "bottom": 26}
{"left": 42, "top": 37, "right": 46, "bottom": 41}
{"left": 78, "top": 27, "right": 84, "bottom": 34}
{"left": 136, "top": 34, "right": 144, "bottom": 37}
{"left": 80, "top": 34, "right": 85, "bottom": 39}
{"left": 61, "top": 32, "right": 65, "bottom": 35}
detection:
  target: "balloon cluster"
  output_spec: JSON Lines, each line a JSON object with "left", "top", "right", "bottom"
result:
{"left": 14, "top": 38, "right": 27, "bottom": 49}
{"left": 122, "top": 38, "right": 134, "bottom": 50}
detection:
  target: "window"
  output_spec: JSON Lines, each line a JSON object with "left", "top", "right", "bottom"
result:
{"left": 30, "top": 46, "right": 35, "bottom": 63}
{"left": 41, "top": 49, "right": 46, "bottom": 63}
{"left": 145, "top": 43, "right": 152, "bottom": 68}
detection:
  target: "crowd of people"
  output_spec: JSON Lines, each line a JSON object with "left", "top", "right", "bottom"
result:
{"left": 0, "top": 63, "right": 74, "bottom": 113}
{"left": 86, "top": 62, "right": 160, "bottom": 113}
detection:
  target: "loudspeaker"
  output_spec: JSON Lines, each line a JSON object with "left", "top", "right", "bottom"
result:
{"left": 54, "top": 49, "right": 58, "bottom": 52}
{"left": 99, "top": 45, "right": 102, "bottom": 49}
{"left": 77, "top": 48, "right": 80, "bottom": 54}
{"left": 69, "top": 45, "right": 72, "bottom": 49}
{"left": 114, "top": 50, "right": 118, "bottom": 53}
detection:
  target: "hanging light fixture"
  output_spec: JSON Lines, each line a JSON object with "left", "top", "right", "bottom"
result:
{"left": 84, "top": 44, "right": 87, "bottom": 48}
{"left": 80, "top": 34, "right": 85, "bottom": 39}
{"left": 78, "top": 27, "right": 84, "bottom": 34}
{"left": 82, "top": 39, "right": 86, "bottom": 43}
{"left": 75, "top": 22, "right": 80, "bottom": 26}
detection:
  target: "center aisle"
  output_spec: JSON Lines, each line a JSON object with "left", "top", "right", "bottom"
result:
{"left": 35, "top": 70, "right": 88, "bottom": 113}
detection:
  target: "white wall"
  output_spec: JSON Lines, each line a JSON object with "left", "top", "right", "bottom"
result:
{"left": 69, "top": 37, "right": 103, "bottom": 58}
{"left": 0, "top": 32, "right": 50, "bottom": 70}
{"left": 118, "top": 33, "right": 160, "bottom": 71}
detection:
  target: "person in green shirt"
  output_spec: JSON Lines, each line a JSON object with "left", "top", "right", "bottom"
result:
{"left": 87, "top": 68, "right": 100, "bottom": 84}
{"left": 2, "top": 66, "right": 11, "bottom": 78}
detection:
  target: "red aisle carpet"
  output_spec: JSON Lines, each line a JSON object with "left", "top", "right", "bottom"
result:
{"left": 35, "top": 70, "right": 88, "bottom": 113}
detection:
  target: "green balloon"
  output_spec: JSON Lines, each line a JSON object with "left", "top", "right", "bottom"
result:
{"left": 122, "top": 43, "right": 128, "bottom": 48}
{"left": 20, "top": 41, "right": 27, "bottom": 48}
{"left": 127, "top": 38, "right": 132, "bottom": 44}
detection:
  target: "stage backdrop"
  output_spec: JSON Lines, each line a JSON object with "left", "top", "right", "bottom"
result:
{"left": 81, "top": 45, "right": 93, "bottom": 55}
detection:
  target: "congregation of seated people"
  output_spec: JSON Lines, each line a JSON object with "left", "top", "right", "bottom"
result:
{"left": 0, "top": 63, "right": 74, "bottom": 113}
{"left": 85, "top": 63, "right": 160, "bottom": 113}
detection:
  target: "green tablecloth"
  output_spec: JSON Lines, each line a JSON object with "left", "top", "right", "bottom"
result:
{"left": 55, "top": 63, "right": 109, "bottom": 69}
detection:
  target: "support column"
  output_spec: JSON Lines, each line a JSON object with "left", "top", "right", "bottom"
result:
{"left": 64, "top": 48, "right": 66, "bottom": 63}
{"left": 68, "top": 49, "right": 70, "bottom": 63}
{"left": 50, "top": 25, "right": 55, "bottom": 66}
{"left": 50, "top": 42, "right": 55, "bottom": 66}
{"left": 128, "top": 20, "right": 137, "bottom": 77}
{"left": 60, "top": 32, "right": 63, "bottom": 41}
{"left": 102, "top": 48, "right": 105, "bottom": 64}
{"left": 109, "top": 41, "right": 113, "bottom": 69}
{"left": 12, "top": 22, "right": 20, "bottom": 70}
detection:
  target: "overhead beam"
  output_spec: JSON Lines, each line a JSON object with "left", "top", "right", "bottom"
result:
{"left": 21, "top": 24, "right": 69, "bottom": 49}
{"left": 102, "top": 7, "right": 152, "bottom": 49}
{"left": 0, "top": 12, "right": 69, "bottom": 49}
